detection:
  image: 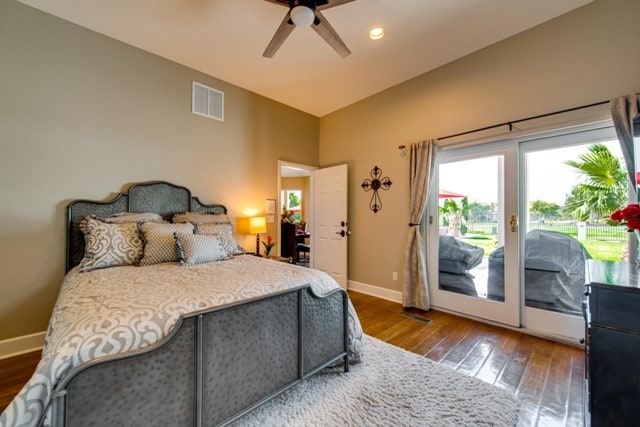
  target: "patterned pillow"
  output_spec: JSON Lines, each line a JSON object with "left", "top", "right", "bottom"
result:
{"left": 172, "top": 212, "right": 230, "bottom": 225}
{"left": 174, "top": 232, "right": 227, "bottom": 266}
{"left": 78, "top": 216, "right": 143, "bottom": 272}
{"left": 103, "top": 212, "right": 165, "bottom": 224}
{"left": 139, "top": 222, "right": 195, "bottom": 266}
{"left": 196, "top": 223, "right": 243, "bottom": 257}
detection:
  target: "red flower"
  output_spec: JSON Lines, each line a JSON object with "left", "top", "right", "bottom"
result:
{"left": 611, "top": 204, "right": 640, "bottom": 231}
{"left": 626, "top": 217, "right": 640, "bottom": 230}
{"left": 620, "top": 204, "right": 640, "bottom": 219}
{"left": 610, "top": 209, "right": 624, "bottom": 221}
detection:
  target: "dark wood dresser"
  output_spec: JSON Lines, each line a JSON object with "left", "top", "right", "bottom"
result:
{"left": 585, "top": 260, "right": 640, "bottom": 427}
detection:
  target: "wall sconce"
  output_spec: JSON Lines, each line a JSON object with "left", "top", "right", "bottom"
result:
{"left": 237, "top": 216, "right": 267, "bottom": 255}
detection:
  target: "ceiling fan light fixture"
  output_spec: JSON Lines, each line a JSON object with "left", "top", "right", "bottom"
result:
{"left": 291, "top": 5, "right": 315, "bottom": 27}
{"left": 369, "top": 27, "right": 384, "bottom": 40}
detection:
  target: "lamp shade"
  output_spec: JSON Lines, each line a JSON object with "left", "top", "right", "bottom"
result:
{"left": 291, "top": 5, "right": 315, "bottom": 27}
{"left": 236, "top": 217, "right": 267, "bottom": 234}
{"left": 248, "top": 216, "right": 267, "bottom": 234}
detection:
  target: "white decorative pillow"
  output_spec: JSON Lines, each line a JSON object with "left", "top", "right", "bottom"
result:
{"left": 174, "top": 232, "right": 227, "bottom": 266}
{"left": 103, "top": 212, "right": 164, "bottom": 224}
{"left": 196, "top": 223, "right": 243, "bottom": 257}
{"left": 78, "top": 216, "right": 143, "bottom": 272}
{"left": 172, "top": 212, "right": 230, "bottom": 225}
{"left": 139, "top": 222, "right": 195, "bottom": 266}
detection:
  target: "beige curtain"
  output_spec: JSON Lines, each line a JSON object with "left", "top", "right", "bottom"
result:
{"left": 402, "top": 139, "right": 437, "bottom": 309}
{"left": 610, "top": 93, "right": 640, "bottom": 199}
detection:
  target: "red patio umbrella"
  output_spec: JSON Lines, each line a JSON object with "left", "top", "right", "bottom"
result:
{"left": 438, "top": 189, "right": 465, "bottom": 198}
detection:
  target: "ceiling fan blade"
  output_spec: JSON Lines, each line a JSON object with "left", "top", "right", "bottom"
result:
{"left": 263, "top": 0, "right": 291, "bottom": 8}
{"left": 311, "top": 10, "right": 351, "bottom": 58}
{"left": 263, "top": 11, "right": 295, "bottom": 58}
{"left": 317, "top": 0, "right": 356, "bottom": 11}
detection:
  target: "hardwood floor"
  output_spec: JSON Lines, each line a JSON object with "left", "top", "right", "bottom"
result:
{"left": 0, "top": 291, "right": 585, "bottom": 426}
{"left": 0, "top": 349, "right": 41, "bottom": 413}
{"left": 349, "top": 290, "right": 585, "bottom": 427}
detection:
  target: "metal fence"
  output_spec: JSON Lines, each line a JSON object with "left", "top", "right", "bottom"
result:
{"left": 466, "top": 221, "right": 629, "bottom": 242}
{"left": 533, "top": 222, "right": 628, "bottom": 242}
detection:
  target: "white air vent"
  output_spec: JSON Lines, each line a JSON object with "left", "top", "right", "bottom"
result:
{"left": 192, "top": 81, "right": 224, "bottom": 121}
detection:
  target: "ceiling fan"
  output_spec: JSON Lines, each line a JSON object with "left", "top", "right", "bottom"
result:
{"left": 263, "top": 0, "right": 355, "bottom": 58}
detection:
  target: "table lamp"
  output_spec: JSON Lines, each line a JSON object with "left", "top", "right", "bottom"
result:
{"left": 249, "top": 216, "right": 267, "bottom": 255}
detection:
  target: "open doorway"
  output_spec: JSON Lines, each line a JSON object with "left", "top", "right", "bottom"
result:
{"left": 278, "top": 161, "right": 316, "bottom": 266}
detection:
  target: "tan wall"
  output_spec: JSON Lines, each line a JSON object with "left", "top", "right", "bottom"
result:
{"left": 0, "top": 0, "right": 319, "bottom": 340}
{"left": 319, "top": 0, "right": 640, "bottom": 294}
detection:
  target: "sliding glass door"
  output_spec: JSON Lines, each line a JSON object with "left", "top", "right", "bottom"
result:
{"left": 428, "top": 125, "right": 624, "bottom": 341}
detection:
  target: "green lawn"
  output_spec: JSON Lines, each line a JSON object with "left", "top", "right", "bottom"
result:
{"left": 458, "top": 233, "right": 626, "bottom": 262}
{"left": 581, "top": 240, "right": 626, "bottom": 262}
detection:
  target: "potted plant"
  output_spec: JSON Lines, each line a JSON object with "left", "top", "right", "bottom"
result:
{"left": 262, "top": 235, "right": 277, "bottom": 257}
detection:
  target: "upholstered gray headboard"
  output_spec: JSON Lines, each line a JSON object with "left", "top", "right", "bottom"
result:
{"left": 66, "top": 181, "right": 227, "bottom": 272}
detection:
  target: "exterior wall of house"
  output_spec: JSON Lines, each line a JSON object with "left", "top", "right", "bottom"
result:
{"left": 319, "top": 0, "right": 640, "bottom": 296}
{"left": 0, "top": 0, "right": 319, "bottom": 340}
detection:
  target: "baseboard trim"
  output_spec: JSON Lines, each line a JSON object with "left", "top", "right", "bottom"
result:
{"left": 348, "top": 280, "right": 402, "bottom": 304}
{"left": 0, "top": 331, "right": 45, "bottom": 360}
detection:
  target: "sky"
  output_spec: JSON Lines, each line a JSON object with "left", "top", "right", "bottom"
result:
{"left": 439, "top": 139, "right": 624, "bottom": 206}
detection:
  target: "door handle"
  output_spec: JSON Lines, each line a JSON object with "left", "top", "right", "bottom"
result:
{"left": 336, "top": 229, "right": 351, "bottom": 237}
{"left": 510, "top": 215, "right": 518, "bottom": 232}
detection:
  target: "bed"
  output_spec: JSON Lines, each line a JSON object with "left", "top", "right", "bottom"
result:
{"left": 1, "top": 181, "right": 364, "bottom": 427}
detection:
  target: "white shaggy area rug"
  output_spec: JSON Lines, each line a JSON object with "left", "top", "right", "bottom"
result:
{"left": 235, "top": 335, "right": 520, "bottom": 426}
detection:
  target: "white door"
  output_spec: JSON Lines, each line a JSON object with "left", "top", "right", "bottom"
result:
{"left": 428, "top": 142, "right": 520, "bottom": 327}
{"left": 519, "top": 126, "right": 621, "bottom": 340}
{"left": 313, "top": 164, "right": 349, "bottom": 288}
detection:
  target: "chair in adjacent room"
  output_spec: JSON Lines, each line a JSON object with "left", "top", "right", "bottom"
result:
{"left": 297, "top": 242, "right": 310, "bottom": 264}
{"left": 295, "top": 221, "right": 310, "bottom": 265}
{"left": 280, "top": 222, "right": 298, "bottom": 263}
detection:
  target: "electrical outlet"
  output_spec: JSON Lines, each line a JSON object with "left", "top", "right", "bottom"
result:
{"left": 392, "top": 272, "right": 398, "bottom": 281}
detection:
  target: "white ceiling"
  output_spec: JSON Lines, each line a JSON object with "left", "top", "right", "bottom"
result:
{"left": 19, "top": 0, "right": 592, "bottom": 117}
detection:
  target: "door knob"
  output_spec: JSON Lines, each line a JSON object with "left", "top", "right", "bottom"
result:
{"left": 510, "top": 215, "right": 518, "bottom": 232}
{"left": 336, "top": 229, "right": 351, "bottom": 237}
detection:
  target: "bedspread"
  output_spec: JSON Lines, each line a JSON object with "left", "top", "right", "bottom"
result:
{"left": 1, "top": 255, "right": 364, "bottom": 427}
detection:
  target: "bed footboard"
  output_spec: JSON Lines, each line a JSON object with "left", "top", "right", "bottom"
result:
{"left": 48, "top": 285, "right": 348, "bottom": 427}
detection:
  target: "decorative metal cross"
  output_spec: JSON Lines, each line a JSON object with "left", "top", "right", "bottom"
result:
{"left": 361, "top": 166, "right": 392, "bottom": 213}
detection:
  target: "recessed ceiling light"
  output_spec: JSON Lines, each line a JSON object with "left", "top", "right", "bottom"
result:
{"left": 369, "top": 27, "right": 385, "bottom": 40}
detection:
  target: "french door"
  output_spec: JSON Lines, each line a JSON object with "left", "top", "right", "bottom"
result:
{"left": 428, "top": 142, "right": 520, "bottom": 327}
{"left": 428, "top": 125, "right": 622, "bottom": 341}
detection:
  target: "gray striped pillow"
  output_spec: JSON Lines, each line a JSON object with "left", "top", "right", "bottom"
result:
{"left": 103, "top": 212, "right": 165, "bottom": 224}
{"left": 139, "top": 222, "right": 195, "bottom": 266}
{"left": 172, "top": 212, "right": 230, "bottom": 225}
{"left": 174, "top": 232, "right": 227, "bottom": 266}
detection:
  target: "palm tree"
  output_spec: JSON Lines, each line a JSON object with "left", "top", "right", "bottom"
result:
{"left": 563, "top": 143, "right": 628, "bottom": 222}
{"left": 440, "top": 197, "right": 469, "bottom": 236}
